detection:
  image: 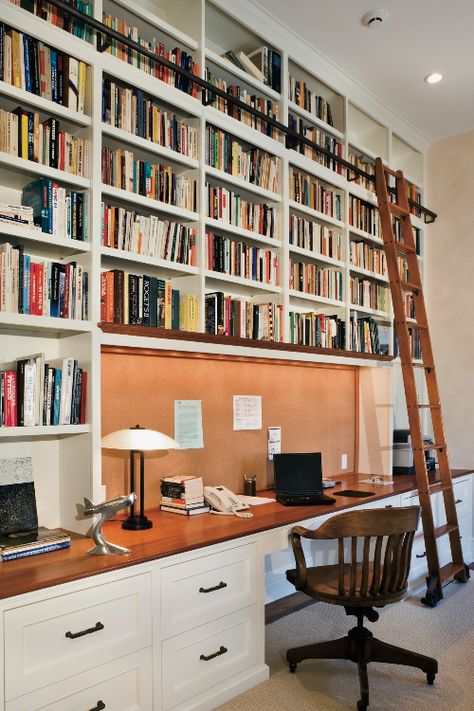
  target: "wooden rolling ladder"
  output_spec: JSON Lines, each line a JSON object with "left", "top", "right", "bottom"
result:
{"left": 374, "top": 158, "right": 469, "bottom": 607}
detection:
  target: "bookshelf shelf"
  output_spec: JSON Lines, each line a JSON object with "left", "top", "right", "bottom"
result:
{"left": 349, "top": 264, "right": 389, "bottom": 282}
{"left": 203, "top": 105, "right": 283, "bottom": 155}
{"left": 205, "top": 49, "right": 281, "bottom": 101}
{"left": 0, "top": 224, "right": 90, "bottom": 254}
{"left": 100, "top": 246, "right": 199, "bottom": 276}
{"left": 348, "top": 140, "right": 378, "bottom": 162}
{"left": 350, "top": 304, "right": 390, "bottom": 319}
{"left": 0, "top": 81, "right": 92, "bottom": 126}
{"left": 101, "top": 123, "right": 200, "bottom": 170}
{"left": 349, "top": 225, "right": 383, "bottom": 245}
{"left": 0, "top": 425, "right": 90, "bottom": 439}
{"left": 287, "top": 101, "right": 345, "bottom": 141}
{"left": 101, "top": 184, "right": 199, "bottom": 221}
{"left": 0, "top": 313, "right": 93, "bottom": 335}
{"left": 288, "top": 290, "right": 344, "bottom": 308}
{"left": 288, "top": 200, "right": 345, "bottom": 228}
{"left": 204, "top": 270, "right": 281, "bottom": 294}
{"left": 289, "top": 244, "right": 345, "bottom": 269}
{"left": 205, "top": 218, "right": 281, "bottom": 247}
{"left": 205, "top": 166, "right": 281, "bottom": 202}
{"left": 0, "top": 153, "right": 91, "bottom": 189}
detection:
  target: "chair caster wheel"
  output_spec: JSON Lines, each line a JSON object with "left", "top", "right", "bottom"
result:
{"left": 427, "top": 672, "right": 436, "bottom": 685}
{"left": 289, "top": 662, "right": 297, "bottom": 673}
{"left": 357, "top": 702, "right": 367, "bottom": 711}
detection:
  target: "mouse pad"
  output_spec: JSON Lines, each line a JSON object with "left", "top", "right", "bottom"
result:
{"left": 333, "top": 489, "right": 375, "bottom": 498}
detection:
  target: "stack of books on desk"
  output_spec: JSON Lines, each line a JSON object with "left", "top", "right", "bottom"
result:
{"left": 0, "top": 527, "right": 71, "bottom": 562}
{"left": 160, "top": 475, "right": 210, "bottom": 516}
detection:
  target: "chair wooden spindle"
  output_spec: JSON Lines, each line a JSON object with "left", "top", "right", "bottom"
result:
{"left": 350, "top": 536, "right": 358, "bottom": 595}
{"left": 338, "top": 537, "right": 345, "bottom": 595}
{"left": 360, "top": 536, "right": 371, "bottom": 596}
{"left": 371, "top": 536, "right": 383, "bottom": 595}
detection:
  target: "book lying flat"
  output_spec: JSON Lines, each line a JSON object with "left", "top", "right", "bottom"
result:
{"left": 0, "top": 526, "right": 70, "bottom": 552}
{"left": 2, "top": 539, "right": 70, "bottom": 561}
{"left": 160, "top": 504, "right": 210, "bottom": 516}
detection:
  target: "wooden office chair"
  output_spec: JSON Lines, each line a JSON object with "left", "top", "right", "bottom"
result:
{"left": 286, "top": 506, "right": 438, "bottom": 710}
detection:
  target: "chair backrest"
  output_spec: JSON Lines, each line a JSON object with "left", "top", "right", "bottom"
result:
{"left": 315, "top": 506, "right": 420, "bottom": 598}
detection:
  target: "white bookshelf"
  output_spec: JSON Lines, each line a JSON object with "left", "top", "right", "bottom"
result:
{"left": 0, "top": 0, "right": 430, "bottom": 534}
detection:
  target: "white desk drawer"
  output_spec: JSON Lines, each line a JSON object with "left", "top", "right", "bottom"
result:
{"left": 5, "top": 573, "right": 152, "bottom": 700}
{"left": 6, "top": 649, "right": 152, "bottom": 711}
{"left": 452, "top": 478, "right": 472, "bottom": 522}
{"left": 162, "top": 605, "right": 258, "bottom": 710}
{"left": 161, "top": 543, "right": 257, "bottom": 638}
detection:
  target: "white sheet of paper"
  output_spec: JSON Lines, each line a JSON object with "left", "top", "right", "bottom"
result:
{"left": 236, "top": 495, "right": 274, "bottom": 506}
{"left": 174, "top": 400, "right": 204, "bottom": 449}
{"left": 233, "top": 395, "right": 262, "bottom": 430}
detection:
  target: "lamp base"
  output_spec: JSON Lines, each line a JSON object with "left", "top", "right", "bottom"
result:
{"left": 122, "top": 514, "right": 153, "bottom": 530}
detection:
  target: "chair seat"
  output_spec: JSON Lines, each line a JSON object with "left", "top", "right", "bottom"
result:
{"left": 286, "top": 564, "right": 407, "bottom": 606}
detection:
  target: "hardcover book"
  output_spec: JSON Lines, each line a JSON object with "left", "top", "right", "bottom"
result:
{"left": 0, "top": 457, "right": 37, "bottom": 535}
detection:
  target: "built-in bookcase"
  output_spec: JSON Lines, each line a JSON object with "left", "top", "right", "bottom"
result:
{"left": 1, "top": 0, "right": 430, "bottom": 531}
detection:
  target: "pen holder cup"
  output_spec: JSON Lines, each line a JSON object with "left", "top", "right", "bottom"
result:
{"left": 243, "top": 476, "right": 256, "bottom": 497}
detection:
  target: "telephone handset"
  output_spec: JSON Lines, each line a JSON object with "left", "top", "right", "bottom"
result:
{"left": 204, "top": 486, "right": 253, "bottom": 519}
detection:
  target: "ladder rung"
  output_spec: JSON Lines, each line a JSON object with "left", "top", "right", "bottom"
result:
{"left": 423, "top": 442, "right": 446, "bottom": 451}
{"left": 434, "top": 523, "right": 458, "bottom": 539}
{"left": 395, "top": 242, "right": 417, "bottom": 255}
{"left": 383, "top": 165, "right": 398, "bottom": 178}
{"left": 412, "top": 362, "right": 435, "bottom": 369}
{"left": 400, "top": 280, "right": 421, "bottom": 292}
{"left": 439, "top": 562, "right": 466, "bottom": 584}
{"left": 429, "top": 482, "right": 451, "bottom": 494}
{"left": 406, "top": 322, "right": 428, "bottom": 330}
{"left": 417, "top": 404, "right": 441, "bottom": 409}
{"left": 390, "top": 204, "right": 410, "bottom": 218}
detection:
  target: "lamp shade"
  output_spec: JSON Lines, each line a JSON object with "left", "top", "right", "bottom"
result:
{"left": 101, "top": 428, "right": 179, "bottom": 451}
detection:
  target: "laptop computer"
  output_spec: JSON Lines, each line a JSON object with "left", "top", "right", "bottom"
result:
{"left": 273, "top": 452, "right": 336, "bottom": 506}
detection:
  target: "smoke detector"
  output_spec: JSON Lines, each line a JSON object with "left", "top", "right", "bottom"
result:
{"left": 362, "top": 9, "right": 389, "bottom": 27}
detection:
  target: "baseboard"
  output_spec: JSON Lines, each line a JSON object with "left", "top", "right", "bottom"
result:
{"left": 178, "top": 664, "right": 269, "bottom": 711}
{"left": 265, "top": 592, "right": 317, "bottom": 624}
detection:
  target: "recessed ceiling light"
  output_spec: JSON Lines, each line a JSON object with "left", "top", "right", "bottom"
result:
{"left": 425, "top": 72, "right": 443, "bottom": 84}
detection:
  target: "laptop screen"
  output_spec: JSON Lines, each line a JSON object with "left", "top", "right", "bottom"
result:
{"left": 273, "top": 452, "right": 323, "bottom": 494}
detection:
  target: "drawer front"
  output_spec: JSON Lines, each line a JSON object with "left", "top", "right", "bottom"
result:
{"left": 452, "top": 478, "right": 472, "bottom": 522}
{"left": 5, "top": 573, "right": 152, "bottom": 700}
{"left": 161, "top": 543, "right": 257, "bottom": 638}
{"left": 6, "top": 649, "right": 152, "bottom": 711}
{"left": 162, "top": 605, "right": 258, "bottom": 710}
{"left": 409, "top": 533, "right": 428, "bottom": 579}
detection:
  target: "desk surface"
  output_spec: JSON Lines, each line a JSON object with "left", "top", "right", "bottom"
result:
{"left": 0, "top": 470, "right": 472, "bottom": 601}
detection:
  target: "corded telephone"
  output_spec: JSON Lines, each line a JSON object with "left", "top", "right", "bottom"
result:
{"left": 203, "top": 486, "right": 253, "bottom": 519}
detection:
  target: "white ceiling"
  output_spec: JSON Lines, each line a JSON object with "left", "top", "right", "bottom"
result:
{"left": 253, "top": 0, "right": 474, "bottom": 143}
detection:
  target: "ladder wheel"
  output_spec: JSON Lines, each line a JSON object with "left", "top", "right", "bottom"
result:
{"left": 289, "top": 662, "right": 297, "bottom": 673}
{"left": 357, "top": 701, "right": 367, "bottom": 711}
{"left": 427, "top": 672, "right": 436, "bottom": 685}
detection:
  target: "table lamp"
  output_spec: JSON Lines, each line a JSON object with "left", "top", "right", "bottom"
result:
{"left": 101, "top": 425, "right": 179, "bottom": 530}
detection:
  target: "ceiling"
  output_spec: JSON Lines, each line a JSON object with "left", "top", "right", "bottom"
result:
{"left": 253, "top": 0, "right": 474, "bottom": 143}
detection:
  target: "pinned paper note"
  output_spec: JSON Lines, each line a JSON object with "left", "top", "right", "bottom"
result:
{"left": 233, "top": 395, "right": 262, "bottom": 430}
{"left": 174, "top": 400, "right": 203, "bottom": 449}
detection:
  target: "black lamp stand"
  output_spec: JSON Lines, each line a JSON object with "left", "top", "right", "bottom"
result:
{"left": 122, "top": 427, "right": 153, "bottom": 530}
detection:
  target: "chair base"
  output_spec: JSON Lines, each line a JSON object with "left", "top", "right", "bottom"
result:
{"left": 287, "top": 607, "right": 438, "bottom": 710}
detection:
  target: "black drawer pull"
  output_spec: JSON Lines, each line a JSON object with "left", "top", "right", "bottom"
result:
{"left": 200, "top": 645, "right": 228, "bottom": 662}
{"left": 89, "top": 702, "right": 105, "bottom": 711}
{"left": 65, "top": 621, "right": 104, "bottom": 639}
{"left": 455, "top": 499, "right": 463, "bottom": 504}
{"left": 199, "top": 581, "right": 227, "bottom": 594}
{"left": 416, "top": 552, "right": 427, "bottom": 559}
{"left": 385, "top": 505, "right": 393, "bottom": 509}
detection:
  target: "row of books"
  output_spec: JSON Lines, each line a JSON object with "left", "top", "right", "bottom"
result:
{"left": 350, "top": 314, "right": 389, "bottom": 355}
{"left": 289, "top": 311, "right": 345, "bottom": 350}
{"left": 395, "top": 329, "right": 421, "bottom": 360}
{"left": 0, "top": 527, "right": 71, "bottom": 561}
{"left": 101, "top": 146, "right": 197, "bottom": 211}
{"left": 0, "top": 108, "right": 90, "bottom": 177}
{"left": 221, "top": 46, "right": 281, "bottom": 93}
{"left": 349, "top": 240, "right": 387, "bottom": 276}
{"left": 350, "top": 278, "right": 389, "bottom": 313}
{"left": 206, "top": 125, "right": 279, "bottom": 192}
{"left": 204, "top": 67, "right": 281, "bottom": 141}
{"left": 405, "top": 294, "right": 415, "bottom": 319}
{"left": 0, "top": 242, "right": 88, "bottom": 319}
{"left": 101, "top": 203, "right": 196, "bottom": 266}
{"left": 1, "top": 353, "right": 87, "bottom": 427}
{"left": 349, "top": 197, "right": 381, "bottom": 238}
{"left": 206, "top": 232, "right": 279, "bottom": 286}
{"left": 288, "top": 114, "right": 343, "bottom": 174}
{"left": 0, "top": 203, "right": 38, "bottom": 230}
{"left": 397, "top": 255, "right": 409, "bottom": 281}
{"left": 102, "top": 78, "right": 199, "bottom": 160}
{"left": 100, "top": 269, "right": 198, "bottom": 332}
{"left": 9, "top": 0, "right": 93, "bottom": 42}
{"left": 290, "top": 170, "right": 342, "bottom": 221}
{"left": 289, "top": 214, "right": 342, "bottom": 260}
{"left": 160, "top": 475, "right": 209, "bottom": 516}
{"left": 21, "top": 178, "right": 87, "bottom": 240}
{"left": 0, "top": 23, "right": 87, "bottom": 113}
{"left": 288, "top": 76, "right": 334, "bottom": 127}
{"left": 348, "top": 152, "right": 375, "bottom": 191}
{"left": 289, "top": 261, "right": 343, "bottom": 301}
{"left": 205, "top": 292, "right": 283, "bottom": 341}
{"left": 393, "top": 221, "right": 421, "bottom": 256}
{"left": 102, "top": 14, "right": 199, "bottom": 97}
{"left": 206, "top": 183, "right": 279, "bottom": 239}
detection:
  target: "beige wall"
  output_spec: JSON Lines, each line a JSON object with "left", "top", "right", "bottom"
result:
{"left": 426, "top": 130, "right": 474, "bottom": 467}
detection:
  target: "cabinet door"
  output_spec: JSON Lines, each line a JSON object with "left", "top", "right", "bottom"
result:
{"left": 160, "top": 543, "right": 257, "bottom": 638}
{"left": 5, "top": 573, "right": 152, "bottom": 700}
{"left": 6, "top": 649, "right": 152, "bottom": 711}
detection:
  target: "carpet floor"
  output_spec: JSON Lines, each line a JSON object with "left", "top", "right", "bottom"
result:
{"left": 217, "top": 580, "right": 474, "bottom": 710}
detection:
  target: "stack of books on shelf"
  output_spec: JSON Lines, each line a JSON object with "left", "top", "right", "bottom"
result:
{"left": 288, "top": 114, "right": 343, "bottom": 174}
{"left": 289, "top": 214, "right": 342, "bottom": 260}
{"left": 8, "top": 0, "right": 93, "bottom": 42}
{"left": 102, "top": 78, "right": 199, "bottom": 160}
{"left": 100, "top": 270, "right": 198, "bottom": 332}
{"left": 289, "top": 260, "right": 343, "bottom": 301}
{"left": 206, "top": 184, "right": 278, "bottom": 239}
{"left": 0, "top": 108, "right": 90, "bottom": 177}
{"left": 288, "top": 76, "right": 334, "bottom": 126}
{"left": 22, "top": 178, "right": 88, "bottom": 240}
{"left": 350, "top": 313, "right": 389, "bottom": 355}
{"left": 0, "top": 242, "right": 88, "bottom": 319}
{"left": 0, "top": 23, "right": 87, "bottom": 112}
{"left": 348, "top": 151, "right": 375, "bottom": 190}
{"left": 350, "top": 277, "right": 389, "bottom": 313}
{"left": 222, "top": 46, "right": 281, "bottom": 93}
{"left": 205, "top": 292, "right": 283, "bottom": 341}
{"left": 0, "top": 203, "right": 39, "bottom": 231}
{"left": 160, "top": 475, "right": 209, "bottom": 516}
{"left": 206, "top": 232, "right": 279, "bottom": 286}
{"left": 102, "top": 13, "right": 199, "bottom": 97}
{"left": 289, "top": 311, "right": 345, "bottom": 350}
{"left": 290, "top": 169, "right": 342, "bottom": 220}
{"left": 350, "top": 240, "right": 387, "bottom": 276}
{"left": 0, "top": 526, "right": 71, "bottom": 561}
{"left": 349, "top": 196, "right": 381, "bottom": 238}
{"left": 1, "top": 353, "right": 87, "bottom": 427}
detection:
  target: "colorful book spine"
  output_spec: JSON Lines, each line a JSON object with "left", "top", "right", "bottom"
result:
{"left": 1, "top": 540, "right": 70, "bottom": 561}
{"left": 205, "top": 183, "right": 278, "bottom": 239}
